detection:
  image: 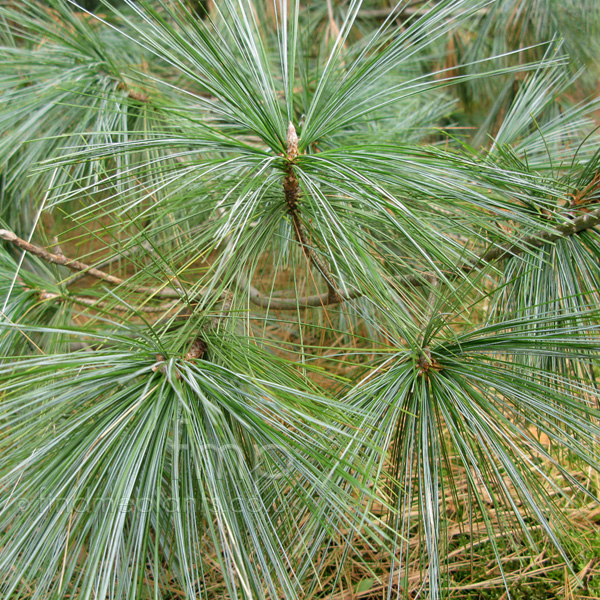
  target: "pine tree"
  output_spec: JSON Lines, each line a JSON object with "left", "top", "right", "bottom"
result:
{"left": 1, "top": 1, "right": 599, "bottom": 598}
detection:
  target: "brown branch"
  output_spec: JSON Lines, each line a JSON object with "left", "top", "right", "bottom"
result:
{"left": 184, "top": 337, "right": 207, "bottom": 360}
{"left": 474, "top": 207, "right": 600, "bottom": 265}
{"left": 4, "top": 206, "right": 600, "bottom": 313}
{"left": 117, "top": 82, "right": 149, "bottom": 103}
{"left": 39, "top": 291, "right": 178, "bottom": 313}
{"left": 0, "top": 229, "right": 183, "bottom": 299}
{"left": 235, "top": 207, "right": 600, "bottom": 309}
{"left": 284, "top": 122, "right": 342, "bottom": 303}
{"left": 211, "top": 290, "right": 233, "bottom": 328}
{"left": 67, "top": 240, "right": 155, "bottom": 286}
{"left": 234, "top": 271, "right": 360, "bottom": 310}
{"left": 127, "top": 90, "right": 149, "bottom": 103}
{"left": 359, "top": 6, "right": 425, "bottom": 18}
{"left": 358, "top": 4, "right": 490, "bottom": 18}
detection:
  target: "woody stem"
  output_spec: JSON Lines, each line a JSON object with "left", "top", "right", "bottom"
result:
{"left": 284, "top": 123, "right": 341, "bottom": 304}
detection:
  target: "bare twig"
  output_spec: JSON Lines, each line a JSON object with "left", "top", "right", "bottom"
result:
{"left": 0, "top": 229, "right": 183, "bottom": 299}
{"left": 473, "top": 207, "right": 600, "bottom": 265}
{"left": 117, "top": 81, "right": 149, "bottom": 103}
{"left": 67, "top": 240, "right": 155, "bottom": 286}
{"left": 38, "top": 291, "right": 178, "bottom": 313}
{"left": 234, "top": 270, "right": 360, "bottom": 309}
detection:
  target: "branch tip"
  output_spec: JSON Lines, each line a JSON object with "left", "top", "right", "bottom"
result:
{"left": 287, "top": 122, "right": 298, "bottom": 160}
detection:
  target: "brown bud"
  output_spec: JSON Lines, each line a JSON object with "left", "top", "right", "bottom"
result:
{"left": 184, "top": 337, "right": 207, "bottom": 361}
{"left": 286, "top": 122, "right": 298, "bottom": 160}
{"left": 152, "top": 354, "right": 165, "bottom": 372}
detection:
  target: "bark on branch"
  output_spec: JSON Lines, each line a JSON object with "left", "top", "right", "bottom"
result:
{"left": 284, "top": 122, "right": 342, "bottom": 303}
{"left": 3, "top": 205, "right": 600, "bottom": 312}
{"left": 39, "top": 291, "right": 177, "bottom": 313}
{"left": 234, "top": 206, "right": 600, "bottom": 308}
{"left": 233, "top": 271, "right": 360, "bottom": 309}
{"left": 0, "top": 229, "right": 183, "bottom": 299}
{"left": 473, "top": 208, "right": 600, "bottom": 265}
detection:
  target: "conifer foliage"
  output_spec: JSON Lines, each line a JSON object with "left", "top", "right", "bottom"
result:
{"left": 1, "top": 1, "right": 600, "bottom": 598}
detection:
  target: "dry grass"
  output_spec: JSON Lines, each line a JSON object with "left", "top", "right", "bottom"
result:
{"left": 106, "top": 461, "right": 598, "bottom": 599}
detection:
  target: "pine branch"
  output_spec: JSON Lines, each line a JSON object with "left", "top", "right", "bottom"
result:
{"left": 233, "top": 270, "right": 359, "bottom": 309}
{"left": 284, "top": 122, "right": 342, "bottom": 303}
{"left": 66, "top": 240, "right": 155, "bottom": 286}
{"left": 474, "top": 207, "right": 600, "bottom": 264}
{"left": 359, "top": 6, "right": 429, "bottom": 19}
{"left": 0, "top": 229, "right": 184, "bottom": 299}
{"left": 235, "top": 206, "right": 600, "bottom": 309}
{"left": 117, "top": 82, "right": 150, "bottom": 103}
{"left": 39, "top": 291, "right": 178, "bottom": 313}
{"left": 3, "top": 205, "right": 599, "bottom": 312}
